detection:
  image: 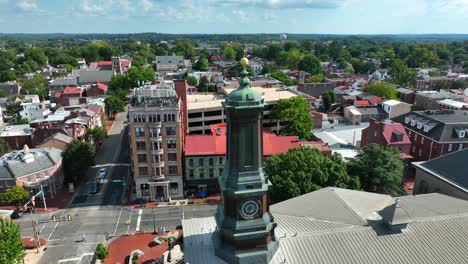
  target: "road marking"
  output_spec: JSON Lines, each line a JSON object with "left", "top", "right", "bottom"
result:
{"left": 47, "top": 244, "right": 64, "bottom": 248}
{"left": 140, "top": 217, "right": 180, "bottom": 222}
{"left": 58, "top": 253, "right": 94, "bottom": 263}
{"left": 48, "top": 210, "right": 67, "bottom": 241}
{"left": 113, "top": 207, "right": 123, "bottom": 236}
{"left": 38, "top": 211, "right": 54, "bottom": 234}
{"left": 135, "top": 209, "right": 142, "bottom": 232}
{"left": 127, "top": 209, "right": 134, "bottom": 235}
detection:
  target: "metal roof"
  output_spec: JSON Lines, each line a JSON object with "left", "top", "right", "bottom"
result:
{"left": 183, "top": 189, "right": 468, "bottom": 264}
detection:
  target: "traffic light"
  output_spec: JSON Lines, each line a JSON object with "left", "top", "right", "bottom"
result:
{"left": 67, "top": 214, "right": 72, "bottom": 221}
{"left": 52, "top": 215, "right": 58, "bottom": 222}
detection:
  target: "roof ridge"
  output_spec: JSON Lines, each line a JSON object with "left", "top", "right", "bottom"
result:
{"left": 327, "top": 188, "right": 368, "bottom": 225}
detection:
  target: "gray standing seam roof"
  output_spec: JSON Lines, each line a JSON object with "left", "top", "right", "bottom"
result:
{"left": 183, "top": 189, "right": 468, "bottom": 264}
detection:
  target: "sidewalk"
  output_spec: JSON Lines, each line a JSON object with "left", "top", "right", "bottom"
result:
{"left": 0, "top": 188, "right": 74, "bottom": 214}
{"left": 124, "top": 195, "right": 221, "bottom": 209}
{"left": 22, "top": 237, "right": 47, "bottom": 264}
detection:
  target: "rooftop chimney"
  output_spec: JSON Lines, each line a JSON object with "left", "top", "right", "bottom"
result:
{"left": 379, "top": 198, "right": 411, "bottom": 232}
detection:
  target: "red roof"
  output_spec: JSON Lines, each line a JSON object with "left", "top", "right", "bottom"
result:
{"left": 87, "top": 105, "right": 103, "bottom": 114}
{"left": 369, "top": 97, "right": 383, "bottom": 103}
{"left": 336, "top": 85, "right": 348, "bottom": 90}
{"left": 355, "top": 100, "right": 370, "bottom": 106}
{"left": 89, "top": 62, "right": 98, "bottom": 68}
{"left": 54, "top": 92, "right": 62, "bottom": 99}
{"left": 185, "top": 124, "right": 301, "bottom": 156}
{"left": 63, "top": 86, "right": 82, "bottom": 95}
{"left": 98, "top": 61, "right": 112, "bottom": 66}
{"left": 382, "top": 122, "right": 411, "bottom": 146}
{"left": 121, "top": 59, "right": 131, "bottom": 66}
{"left": 95, "top": 82, "right": 108, "bottom": 91}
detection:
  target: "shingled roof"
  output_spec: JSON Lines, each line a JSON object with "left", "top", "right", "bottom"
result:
{"left": 183, "top": 188, "right": 468, "bottom": 264}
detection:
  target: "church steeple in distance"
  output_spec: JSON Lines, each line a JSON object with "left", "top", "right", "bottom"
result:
{"left": 214, "top": 56, "right": 278, "bottom": 264}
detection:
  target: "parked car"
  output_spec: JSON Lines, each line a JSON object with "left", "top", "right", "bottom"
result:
{"left": 97, "top": 168, "right": 108, "bottom": 179}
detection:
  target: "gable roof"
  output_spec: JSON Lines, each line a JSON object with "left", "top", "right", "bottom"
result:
{"left": 381, "top": 121, "right": 411, "bottom": 145}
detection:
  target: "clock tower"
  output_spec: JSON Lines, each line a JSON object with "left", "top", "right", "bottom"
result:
{"left": 214, "top": 57, "right": 278, "bottom": 264}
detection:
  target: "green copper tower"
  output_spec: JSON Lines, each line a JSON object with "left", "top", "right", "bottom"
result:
{"left": 214, "top": 57, "right": 278, "bottom": 264}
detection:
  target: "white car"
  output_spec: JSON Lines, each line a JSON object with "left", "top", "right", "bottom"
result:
{"left": 97, "top": 168, "right": 108, "bottom": 179}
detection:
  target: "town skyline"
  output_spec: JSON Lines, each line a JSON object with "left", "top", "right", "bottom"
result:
{"left": 2, "top": 0, "right": 468, "bottom": 34}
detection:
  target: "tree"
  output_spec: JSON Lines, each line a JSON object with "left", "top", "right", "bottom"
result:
{"left": 127, "top": 66, "right": 155, "bottom": 87}
{"left": 21, "top": 75, "right": 47, "bottom": 95}
{"left": 185, "top": 76, "right": 198, "bottom": 86}
{"left": 104, "top": 96, "right": 125, "bottom": 116}
{"left": 270, "top": 96, "right": 313, "bottom": 140}
{"left": 0, "top": 70, "right": 16, "bottom": 83}
{"left": 193, "top": 55, "right": 208, "bottom": 71}
{"left": 0, "top": 186, "right": 29, "bottom": 209}
{"left": 95, "top": 243, "right": 109, "bottom": 260}
{"left": 228, "top": 64, "right": 253, "bottom": 78}
{"left": 198, "top": 76, "right": 210, "bottom": 92}
{"left": 366, "top": 81, "right": 398, "bottom": 99}
{"left": 0, "top": 218, "right": 26, "bottom": 264}
{"left": 24, "top": 48, "right": 47, "bottom": 66}
{"left": 269, "top": 71, "right": 293, "bottom": 86}
{"left": 0, "top": 138, "right": 11, "bottom": 157}
{"left": 298, "top": 54, "right": 322, "bottom": 75}
{"left": 347, "top": 144, "right": 404, "bottom": 197}
{"left": 222, "top": 47, "right": 236, "bottom": 61}
{"left": 304, "top": 74, "right": 326, "bottom": 83}
{"left": 286, "top": 49, "right": 304, "bottom": 69}
{"left": 389, "top": 59, "right": 416, "bottom": 86}
{"left": 433, "top": 80, "right": 448, "bottom": 91}
{"left": 452, "top": 79, "right": 467, "bottom": 90}
{"left": 322, "top": 90, "right": 336, "bottom": 112}
{"left": 63, "top": 140, "right": 96, "bottom": 183}
{"left": 175, "top": 40, "right": 195, "bottom": 60}
{"left": 265, "top": 147, "right": 360, "bottom": 203}
{"left": 87, "top": 127, "right": 107, "bottom": 143}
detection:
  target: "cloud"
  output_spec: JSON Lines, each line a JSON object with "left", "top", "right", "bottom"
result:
{"left": 212, "top": 0, "right": 347, "bottom": 9}
{"left": 16, "top": 0, "right": 38, "bottom": 11}
{"left": 79, "top": 0, "right": 107, "bottom": 15}
{"left": 232, "top": 9, "right": 251, "bottom": 23}
{"left": 436, "top": 0, "right": 468, "bottom": 15}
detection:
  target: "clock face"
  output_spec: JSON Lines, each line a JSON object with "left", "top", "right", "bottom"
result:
{"left": 239, "top": 200, "right": 261, "bottom": 220}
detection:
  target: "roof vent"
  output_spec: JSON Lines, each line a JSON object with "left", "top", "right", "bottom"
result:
{"left": 378, "top": 198, "right": 411, "bottom": 233}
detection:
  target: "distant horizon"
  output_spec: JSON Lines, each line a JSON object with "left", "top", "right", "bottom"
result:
{"left": 2, "top": 1, "right": 468, "bottom": 35}
{"left": 2, "top": 32, "right": 468, "bottom": 36}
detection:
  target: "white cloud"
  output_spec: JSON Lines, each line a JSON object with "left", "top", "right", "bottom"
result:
{"left": 16, "top": 0, "right": 38, "bottom": 11}
{"left": 211, "top": 0, "right": 347, "bottom": 9}
{"left": 140, "top": 0, "right": 155, "bottom": 11}
{"left": 79, "top": 0, "right": 107, "bottom": 15}
{"left": 232, "top": 9, "right": 251, "bottom": 23}
{"left": 436, "top": 0, "right": 468, "bottom": 15}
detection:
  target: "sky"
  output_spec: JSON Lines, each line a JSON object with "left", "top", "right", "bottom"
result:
{"left": 0, "top": 0, "right": 468, "bottom": 34}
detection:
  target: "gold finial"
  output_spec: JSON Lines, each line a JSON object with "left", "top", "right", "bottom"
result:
{"left": 23, "top": 144, "right": 30, "bottom": 154}
{"left": 240, "top": 57, "right": 249, "bottom": 67}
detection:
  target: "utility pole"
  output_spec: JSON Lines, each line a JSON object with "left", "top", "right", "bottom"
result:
{"left": 152, "top": 208, "right": 156, "bottom": 234}
{"left": 30, "top": 211, "right": 41, "bottom": 253}
{"left": 40, "top": 184, "right": 47, "bottom": 211}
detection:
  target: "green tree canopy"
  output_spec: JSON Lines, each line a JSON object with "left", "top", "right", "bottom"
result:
{"left": 265, "top": 147, "right": 360, "bottom": 203}
{"left": 366, "top": 81, "right": 398, "bottom": 99}
{"left": 389, "top": 59, "right": 416, "bottom": 86}
{"left": 95, "top": 243, "right": 109, "bottom": 260}
{"left": 286, "top": 49, "right": 304, "bottom": 69}
{"left": 0, "top": 218, "right": 26, "bottom": 264}
{"left": 269, "top": 71, "right": 293, "bottom": 86}
{"left": 175, "top": 40, "right": 195, "bottom": 60}
{"left": 322, "top": 90, "right": 336, "bottom": 112}
{"left": 304, "top": 74, "right": 326, "bottom": 83}
{"left": 63, "top": 140, "right": 96, "bottom": 183}
{"left": 270, "top": 96, "right": 313, "bottom": 140}
{"left": 104, "top": 96, "right": 125, "bottom": 115}
{"left": 193, "top": 55, "right": 208, "bottom": 71}
{"left": 87, "top": 127, "right": 107, "bottom": 143}
{"left": 298, "top": 54, "right": 322, "bottom": 75}
{"left": 222, "top": 46, "right": 236, "bottom": 61}
{"left": 24, "top": 48, "right": 47, "bottom": 66}
{"left": 347, "top": 144, "right": 404, "bottom": 197}
{"left": 185, "top": 76, "right": 198, "bottom": 86}
{"left": 0, "top": 186, "right": 29, "bottom": 209}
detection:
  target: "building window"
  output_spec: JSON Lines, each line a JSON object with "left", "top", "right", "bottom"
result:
{"left": 135, "top": 127, "right": 145, "bottom": 137}
{"left": 448, "top": 144, "right": 453, "bottom": 152}
{"left": 219, "top": 157, "right": 223, "bottom": 165}
{"left": 167, "top": 139, "right": 177, "bottom": 149}
{"left": 414, "top": 134, "right": 418, "bottom": 141}
{"left": 189, "top": 159, "right": 193, "bottom": 167}
{"left": 154, "top": 167, "right": 161, "bottom": 176}
{"left": 168, "top": 153, "right": 177, "bottom": 161}
{"left": 151, "top": 128, "right": 159, "bottom": 138}
{"left": 412, "top": 146, "right": 416, "bottom": 153}
{"left": 219, "top": 168, "right": 223, "bottom": 176}
{"left": 168, "top": 166, "right": 178, "bottom": 176}
{"left": 418, "top": 148, "right": 422, "bottom": 157}
{"left": 153, "top": 155, "right": 160, "bottom": 163}
{"left": 189, "top": 169, "right": 194, "bottom": 179}
{"left": 136, "top": 141, "right": 146, "bottom": 150}
{"left": 417, "top": 122, "right": 422, "bottom": 129}
{"left": 459, "top": 143, "right": 464, "bottom": 150}
{"left": 153, "top": 142, "right": 159, "bottom": 151}
{"left": 137, "top": 154, "right": 147, "bottom": 162}
{"left": 139, "top": 167, "right": 148, "bottom": 176}
{"left": 164, "top": 114, "right": 167, "bottom": 122}
{"left": 170, "top": 182, "right": 178, "bottom": 195}
{"left": 141, "top": 183, "right": 150, "bottom": 196}
{"left": 157, "top": 114, "right": 161, "bottom": 122}
{"left": 421, "top": 137, "right": 424, "bottom": 144}
{"left": 199, "top": 169, "right": 205, "bottom": 179}
{"left": 166, "top": 127, "right": 176, "bottom": 136}
{"left": 408, "top": 131, "right": 412, "bottom": 137}
{"left": 199, "top": 159, "right": 204, "bottom": 166}
{"left": 405, "top": 117, "right": 410, "bottom": 124}
{"left": 134, "top": 115, "right": 137, "bottom": 123}
{"left": 209, "top": 168, "right": 214, "bottom": 178}
{"left": 209, "top": 158, "right": 214, "bottom": 166}
{"left": 460, "top": 131, "right": 466, "bottom": 138}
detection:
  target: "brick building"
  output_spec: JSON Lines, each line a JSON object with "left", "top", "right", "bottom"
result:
{"left": 392, "top": 110, "right": 468, "bottom": 162}
{"left": 361, "top": 119, "right": 411, "bottom": 154}
{"left": 86, "top": 82, "right": 108, "bottom": 97}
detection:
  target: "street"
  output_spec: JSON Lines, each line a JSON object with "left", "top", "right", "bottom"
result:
{"left": 16, "top": 205, "right": 217, "bottom": 264}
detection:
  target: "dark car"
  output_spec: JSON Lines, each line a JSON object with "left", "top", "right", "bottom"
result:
{"left": 10, "top": 210, "right": 23, "bottom": 219}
